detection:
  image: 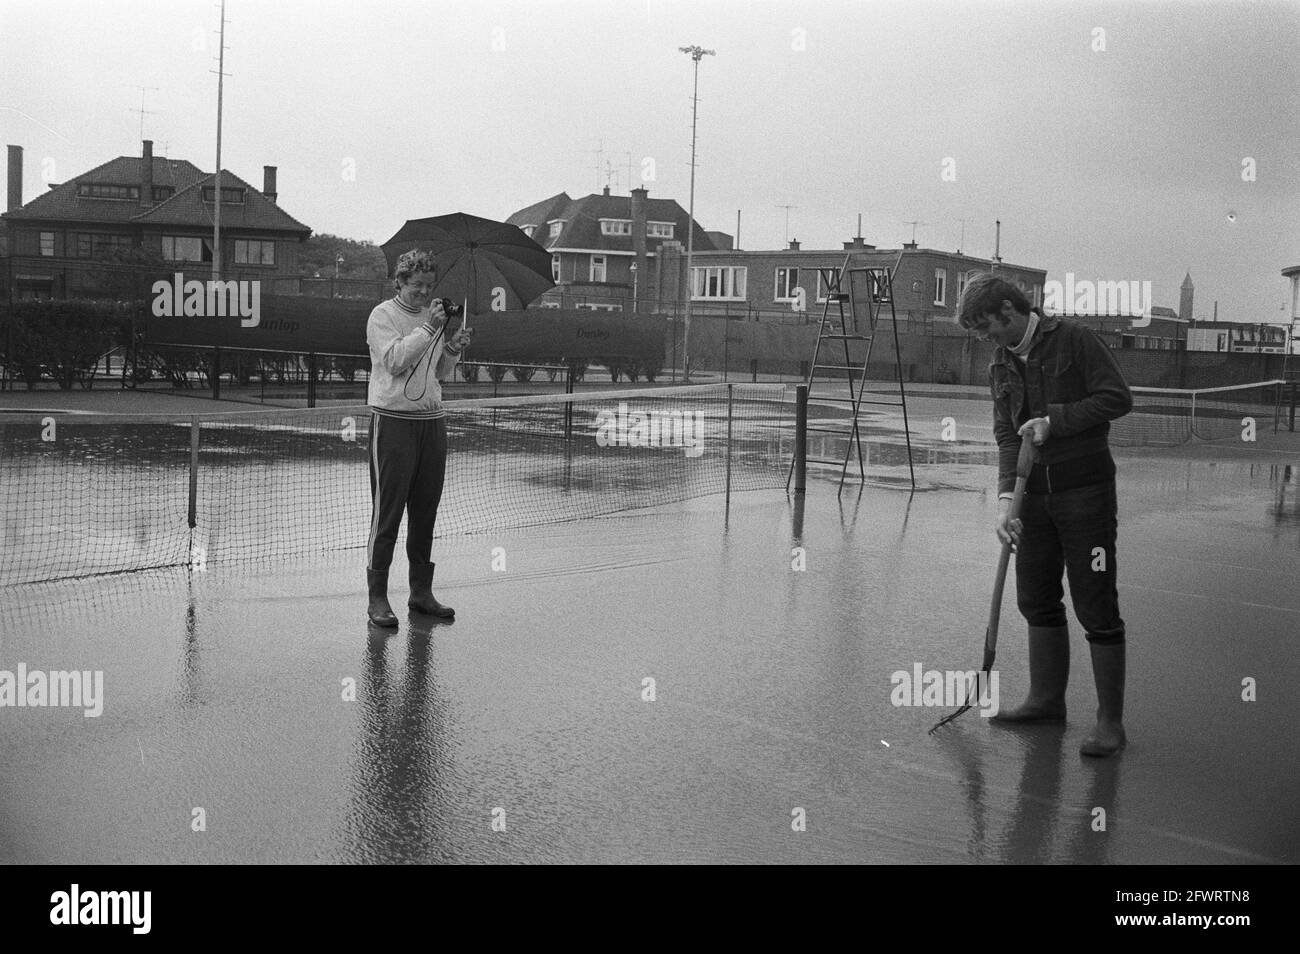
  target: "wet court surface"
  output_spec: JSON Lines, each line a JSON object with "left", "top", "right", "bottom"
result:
{"left": 2, "top": 448, "right": 1298, "bottom": 864}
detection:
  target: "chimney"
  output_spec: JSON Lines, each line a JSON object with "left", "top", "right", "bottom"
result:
{"left": 843, "top": 236, "right": 873, "bottom": 250}
{"left": 631, "top": 186, "right": 649, "bottom": 312}
{"left": 602, "top": 184, "right": 610, "bottom": 196}
{"left": 7, "top": 144, "right": 22, "bottom": 212}
{"left": 788, "top": 238, "right": 800, "bottom": 251}
{"left": 141, "top": 140, "right": 153, "bottom": 207}
{"left": 263, "top": 165, "right": 278, "bottom": 203}
{"left": 903, "top": 240, "right": 918, "bottom": 250}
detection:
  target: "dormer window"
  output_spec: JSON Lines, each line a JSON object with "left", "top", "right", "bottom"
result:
{"left": 201, "top": 186, "right": 246, "bottom": 204}
{"left": 600, "top": 219, "right": 632, "bottom": 236}
{"left": 548, "top": 220, "right": 564, "bottom": 238}
{"left": 521, "top": 224, "right": 536, "bottom": 237}
{"left": 77, "top": 183, "right": 139, "bottom": 200}
{"left": 647, "top": 221, "right": 674, "bottom": 238}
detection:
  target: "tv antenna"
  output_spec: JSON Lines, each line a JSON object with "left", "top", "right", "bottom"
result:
{"left": 776, "top": 204, "right": 798, "bottom": 244}
{"left": 127, "top": 85, "right": 160, "bottom": 143}
{"left": 902, "top": 220, "right": 928, "bottom": 245}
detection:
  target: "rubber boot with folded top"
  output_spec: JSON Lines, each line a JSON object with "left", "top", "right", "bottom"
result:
{"left": 1080, "top": 641, "right": 1127, "bottom": 757}
{"left": 408, "top": 561, "right": 455, "bottom": 619}
{"left": 366, "top": 569, "right": 398, "bottom": 628}
{"left": 990, "top": 624, "right": 1069, "bottom": 724}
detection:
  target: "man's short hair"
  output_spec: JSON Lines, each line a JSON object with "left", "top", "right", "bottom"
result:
{"left": 393, "top": 248, "right": 438, "bottom": 292}
{"left": 957, "top": 273, "right": 1033, "bottom": 330}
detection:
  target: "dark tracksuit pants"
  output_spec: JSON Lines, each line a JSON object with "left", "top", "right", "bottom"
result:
{"left": 1015, "top": 461, "right": 1126, "bottom": 645}
{"left": 367, "top": 413, "right": 447, "bottom": 573}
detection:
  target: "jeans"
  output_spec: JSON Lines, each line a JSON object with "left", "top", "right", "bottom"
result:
{"left": 1015, "top": 478, "right": 1126, "bottom": 645}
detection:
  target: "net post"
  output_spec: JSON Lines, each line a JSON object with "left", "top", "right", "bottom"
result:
{"left": 794, "top": 384, "right": 808, "bottom": 495}
{"left": 725, "top": 383, "right": 734, "bottom": 510}
{"left": 307, "top": 352, "right": 317, "bottom": 408}
{"left": 188, "top": 417, "right": 200, "bottom": 530}
{"left": 564, "top": 361, "right": 574, "bottom": 442}
{"left": 211, "top": 346, "right": 221, "bottom": 401}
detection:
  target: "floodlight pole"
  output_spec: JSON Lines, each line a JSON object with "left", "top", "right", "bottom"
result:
{"left": 679, "top": 44, "right": 714, "bottom": 383}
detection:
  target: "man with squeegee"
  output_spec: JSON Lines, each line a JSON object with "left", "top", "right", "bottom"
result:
{"left": 958, "top": 273, "right": 1133, "bottom": 757}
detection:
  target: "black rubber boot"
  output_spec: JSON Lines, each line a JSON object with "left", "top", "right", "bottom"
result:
{"left": 1080, "top": 641, "right": 1127, "bottom": 757}
{"left": 366, "top": 569, "right": 398, "bottom": 628}
{"left": 991, "top": 624, "right": 1069, "bottom": 724}
{"left": 408, "top": 561, "right": 454, "bottom": 619}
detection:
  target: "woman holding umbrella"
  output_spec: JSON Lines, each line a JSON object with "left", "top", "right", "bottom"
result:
{"left": 364, "top": 248, "right": 471, "bottom": 627}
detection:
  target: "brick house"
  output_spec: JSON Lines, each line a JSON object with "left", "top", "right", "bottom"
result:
{"left": 506, "top": 186, "right": 718, "bottom": 312}
{"left": 2, "top": 140, "right": 309, "bottom": 300}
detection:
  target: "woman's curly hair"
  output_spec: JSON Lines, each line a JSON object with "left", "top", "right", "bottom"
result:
{"left": 392, "top": 248, "right": 439, "bottom": 293}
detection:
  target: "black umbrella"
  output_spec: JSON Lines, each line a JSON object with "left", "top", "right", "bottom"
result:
{"left": 380, "top": 212, "right": 555, "bottom": 317}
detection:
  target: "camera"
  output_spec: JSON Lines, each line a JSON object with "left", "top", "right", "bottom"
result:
{"left": 438, "top": 298, "right": 463, "bottom": 319}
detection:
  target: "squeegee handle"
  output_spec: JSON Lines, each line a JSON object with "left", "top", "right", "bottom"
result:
{"left": 984, "top": 439, "right": 1039, "bottom": 655}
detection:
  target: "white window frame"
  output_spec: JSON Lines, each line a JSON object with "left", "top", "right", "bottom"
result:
{"left": 521, "top": 224, "right": 536, "bottom": 238}
{"left": 39, "top": 231, "right": 55, "bottom": 257}
{"left": 548, "top": 220, "right": 564, "bottom": 238}
{"left": 163, "top": 235, "right": 209, "bottom": 262}
{"left": 599, "top": 219, "right": 632, "bottom": 236}
{"left": 552, "top": 253, "right": 561, "bottom": 282}
{"left": 773, "top": 267, "right": 800, "bottom": 302}
{"left": 234, "top": 238, "right": 275, "bottom": 265}
{"left": 589, "top": 255, "right": 607, "bottom": 283}
{"left": 691, "top": 265, "right": 747, "bottom": 301}
{"left": 933, "top": 268, "right": 947, "bottom": 306}
{"left": 647, "top": 221, "right": 675, "bottom": 239}
{"left": 816, "top": 267, "right": 842, "bottom": 302}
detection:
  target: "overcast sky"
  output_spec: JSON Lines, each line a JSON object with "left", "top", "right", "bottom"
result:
{"left": 2, "top": 0, "right": 1296, "bottom": 321}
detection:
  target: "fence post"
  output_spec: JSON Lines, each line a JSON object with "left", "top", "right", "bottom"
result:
{"left": 307, "top": 352, "right": 317, "bottom": 408}
{"left": 212, "top": 346, "right": 221, "bottom": 401}
{"left": 794, "top": 385, "right": 808, "bottom": 495}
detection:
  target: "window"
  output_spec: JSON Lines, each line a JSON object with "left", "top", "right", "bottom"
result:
{"left": 76, "top": 182, "right": 139, "bottom": 200}
{"left": 647, "top": 222, "right": 674, "bottom": 239}
{"left": 39, "top": 232, "right": 54, "bottom": 257}
{"left": 576, "top": 303, "right": 623, "bottom": 312}
{"left": 774, "top": 267, "right": 800, "bottom": 302}
{"left": 201, "top": 186, "right": 246, "bottom": 204}
{"left": 538, "top": 300, "right": 561, "bottom": 309}
{"left": 1032, "top": 284, "right": 1042, "bottom": 308}
{"left": 72, "top": 233, "right": 132, "bottom": 258}
{"left": 152, "top": 186, "right": 175, "bottom": 202}
{"left": 162, "top": 235, "right": 213, "bottom": 263}
{"left": 600, "top": 219, "right": 632, "bottom": 236}
{"left": 548, "top": 221, "right": 564, "bottom": 238}
{"left": 957, "top": 270, "right": 971, "bottom": 300}
{"left": 691, "top": 265, "right": 747, "bottom": 300}
{"left": 589, "top": 255, "right": 607, "bottom": 283}
{"left": 816, "top": 267, "right": 842, "bottom": 302}
{"left": 552, "top": 253, "right": 561, "bottom": 282}
{"left": 933, "top": 269, "right": 947, "bottom": 306}
{"left": 234, "top": 239, "right": 276, "bottom": 265}
{"left": 521, "top": 224, "right": 536, "bottom": 237}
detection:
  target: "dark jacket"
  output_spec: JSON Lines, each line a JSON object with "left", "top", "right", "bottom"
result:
{"left": 990, "top": 314, "right": 1133, "bottom": 494}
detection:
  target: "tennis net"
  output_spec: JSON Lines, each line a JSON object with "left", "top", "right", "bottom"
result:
{"left": 1110, "top": 379, "right": 1291, "bottom": 446}
{"left": 1, "top": 384, "right": 795, "bottom": 585}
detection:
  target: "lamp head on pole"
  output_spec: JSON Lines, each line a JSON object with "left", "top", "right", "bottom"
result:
{"left": 679, "top": 45, "right": 715, "bottom": 61}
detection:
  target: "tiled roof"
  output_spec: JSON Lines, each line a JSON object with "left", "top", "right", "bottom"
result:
{"left": 2, "top": 155, "right": 309, "bottom": 234}
{"left": 135, "top": 169, "right": 310, "bottom": 234}
{"left": 507, "top": 191, "right": 715, "bottom": 253}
